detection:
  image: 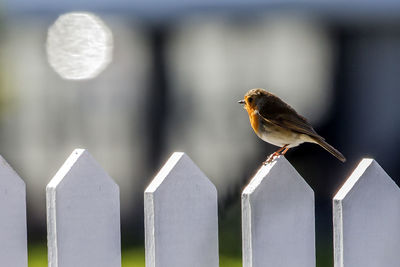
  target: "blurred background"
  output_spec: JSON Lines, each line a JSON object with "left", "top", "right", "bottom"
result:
{"left": 2, "top": 0, "right": 400, "bottom": 266}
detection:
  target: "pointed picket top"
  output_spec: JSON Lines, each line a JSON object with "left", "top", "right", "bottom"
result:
{"left": 242, "top": 156, "right": 315, "bottom": 267}
{"left": 145, "top": 152, "right": 219, "bottom": 267}
{"left": 0, "top": 155, "right": 27, "bottom": 267}
{"left": 333, "top": 158, "right": 400, "bottom": 267}
{"left": 145, "top": 152, "right": 217, "bottom": 195}
{"left": 47, "top": 149, "right": 121, "bottom": 267}
{"left": 47, "top": 149, "right": 118, "bottom": 190}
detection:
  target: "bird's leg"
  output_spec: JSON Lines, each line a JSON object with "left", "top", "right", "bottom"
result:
{"left": 274, "top": 145, "right": 287, "bottom": 154}
{"left": 264, "top": 144, "right": 289, "bottom": 164}
{"left": 280, "top": 146, "right": 290, "bottom": 155}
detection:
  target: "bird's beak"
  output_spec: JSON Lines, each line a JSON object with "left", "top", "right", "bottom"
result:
{"left": 238, "top": 100, "right": 245, "bottom": 105}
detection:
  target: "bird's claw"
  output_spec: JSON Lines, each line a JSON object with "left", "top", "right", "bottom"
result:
{"left": 263, "top": 144, "right": 289, "bottom": 165}
{"left": 263, "top": 152, "right": 280, "bottom": 165}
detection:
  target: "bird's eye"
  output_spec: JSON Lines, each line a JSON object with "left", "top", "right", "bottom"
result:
{"left": 248, "top": 97, "right": 253, "bottom": 103}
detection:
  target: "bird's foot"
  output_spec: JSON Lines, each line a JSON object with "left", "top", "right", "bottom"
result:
{"left": 263, "top": 152, "right": 280, "bottom": 165}
{"left": 263, "top": 144, "right": 290, "bottom": 165}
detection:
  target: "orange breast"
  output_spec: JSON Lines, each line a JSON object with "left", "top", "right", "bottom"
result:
{"left": 247, "top": 107, "right": 260, "bottom": 134}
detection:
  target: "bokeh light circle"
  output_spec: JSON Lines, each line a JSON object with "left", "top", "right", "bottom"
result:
{"left": 46, "top": 12, "right": 113, "bottom": 80}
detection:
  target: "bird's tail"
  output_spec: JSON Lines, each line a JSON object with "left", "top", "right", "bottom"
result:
{"left": 312, "top": 137, "right": 346, "bottom": 162}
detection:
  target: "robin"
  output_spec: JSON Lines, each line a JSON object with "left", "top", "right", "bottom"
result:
{"left": 238, "top": 88, "right": 346, "bottom": 163}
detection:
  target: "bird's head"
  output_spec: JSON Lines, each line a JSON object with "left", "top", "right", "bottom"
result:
{"left": 238, "top": 88, "right": 269, "bottom": 111}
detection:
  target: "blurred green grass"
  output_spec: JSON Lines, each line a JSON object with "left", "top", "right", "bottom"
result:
{"left": 28, "top": 243, "right": 241, "bottom": 267}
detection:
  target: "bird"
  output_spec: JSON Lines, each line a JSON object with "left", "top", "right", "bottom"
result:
{"left": 238, "top": 88, "right": 346, "bottom": 163}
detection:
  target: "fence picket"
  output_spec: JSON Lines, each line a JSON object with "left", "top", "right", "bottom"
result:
{"left": 144, "top": 152, "right": 219, "bottom": 267}
{"left": 0, "top": 156, "right": 27, "bottom": 267}
{"left": 46, "top": 149, "right": 121, "bottom": 267}
{"left": 333, "top": 158, "right": 400, "bottom": 267}
{"left": 242, "top": 156, "right": 315, "bottom": 267}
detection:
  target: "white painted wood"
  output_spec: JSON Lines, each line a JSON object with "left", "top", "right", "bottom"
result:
{"left": 0, "top": 156, "right": 27, "bottom": 267}
{"left": 46, "top": 149, "right": 121, "bottom": 267}
{"left": 144, "top": 152, "right": 219, "bottom": 267}
{"left": 242, "top": 156, "right": 315, "bottom": 267}
{"left": 333, "top": 158, "right": 400, "bottom": 267}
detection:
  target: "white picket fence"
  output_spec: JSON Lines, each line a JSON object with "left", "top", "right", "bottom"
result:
{"left": 0, "top": 148, "right": 399, "bottom": 267}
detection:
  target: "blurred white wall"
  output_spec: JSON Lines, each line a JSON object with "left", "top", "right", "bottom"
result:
{"left": 0, "top": 11, "right": 337, "bottom": 224}
{"left": 0, "top": 15, "right": 150, "bottom": 222}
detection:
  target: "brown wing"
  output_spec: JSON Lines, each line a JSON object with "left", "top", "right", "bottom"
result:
{"left": 258, "top": 94, "right": 324, "bottom": 140}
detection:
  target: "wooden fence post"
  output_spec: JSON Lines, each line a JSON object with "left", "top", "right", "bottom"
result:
{"left": 144, "top": 152, "right": 219, "bottom": 267}
{"left": 0, "top": 156, "right": 27, "bottom": 267}
{"left": 242, "top": 156, "right": 315, "bottom": 267}
{"left": 46, "top": 149, "right": 121, "bottom": 267}
{"left": 333, "top": 158, "right": 400, "bottom": 267}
